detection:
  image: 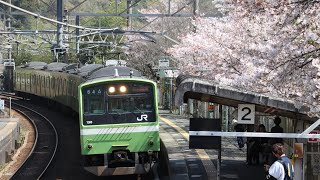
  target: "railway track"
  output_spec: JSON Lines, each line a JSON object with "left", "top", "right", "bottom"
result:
{"left": 0, "top": 93, "right": 160, "bottom": 180}
{"left": 1, "top": 93, "right": 58, "bottom": 180}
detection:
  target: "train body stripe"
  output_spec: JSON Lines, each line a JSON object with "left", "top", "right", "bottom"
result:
{"left": 80, "top": 125, "right": 159, "bottom": 135}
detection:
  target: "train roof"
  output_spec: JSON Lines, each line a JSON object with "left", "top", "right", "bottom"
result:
{"left": 45, "top": 62, "right": 68, "bottom": 71}
{"left": 78, "top": 64, "right": 104, "bottom": 77}
{"left": 22, "top": 62, "right": 47, "bottom": 69}
{"left": 105, "top": 60, "right": 127, "bottom": 67}
{"left": 19, "top": 61, "right": 143, "bottom": 79}
{"left": 88, "top": 66, "right": 142, "bottom": 80}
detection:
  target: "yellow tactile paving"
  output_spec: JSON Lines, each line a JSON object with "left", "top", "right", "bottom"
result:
{"left": 160, "top": 116, "right": 217, "bottom": 179}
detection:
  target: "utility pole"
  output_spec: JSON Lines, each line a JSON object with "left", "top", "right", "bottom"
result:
{"left": 6, "top": 18, "right": 11, "bottom": 61}
{"left": 193, "top": 0, "right": 199, "bottom": 17}
{"left": 192, "top": 0, "right": 199, "bottom": 32}
{"left": 3, "top": 0, "right": 14, "bottom": 93}
{"left": 75, "top": 15, "right": 80, "bottom": 54}
{"left": 127, "top": 0, "right": 132, "bottom": 30}
{"left": 56, "top": 0, "right": 64, "bottom": 62}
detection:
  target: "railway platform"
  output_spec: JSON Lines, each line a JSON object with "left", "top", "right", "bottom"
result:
{"left": 0, "top": 118, "right": 20, "bottom": 165}
{"left": 159, "top": 109, "right": 266, "bottom": 180}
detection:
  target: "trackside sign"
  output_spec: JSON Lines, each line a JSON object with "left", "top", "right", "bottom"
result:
{"left": 308, "top": 130, "right": 320, "bottom": 143}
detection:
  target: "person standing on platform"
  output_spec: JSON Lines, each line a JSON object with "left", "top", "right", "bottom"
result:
{"left": 251, "top": 124, "right": 269, "bottom": 165}
{"left": 270, "top": 116, "right": 284, "bottom": 144}
{"left": 233, "top": 119, "right": 246, "bottom": 149}
{"left": 269, "top": 116, "right": 284, "bottom": 165}
{"left": 264, "top": 143, "right": 294, "bottom": 180}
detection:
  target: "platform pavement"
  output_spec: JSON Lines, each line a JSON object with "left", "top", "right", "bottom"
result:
{"left": 0, "top": 118, "right": 20, "bottom": 165}
{"left": 158, "top": 109, "right": 266, "bottom": 180}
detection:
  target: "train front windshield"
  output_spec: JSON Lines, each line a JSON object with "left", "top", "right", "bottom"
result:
{"left": 82, "top": 82, "right": 156, "bottom": 125}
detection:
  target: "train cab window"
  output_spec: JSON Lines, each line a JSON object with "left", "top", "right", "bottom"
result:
{"left": 106, "top": 83, "right": 154, "bottom": 112}
{"left": 83, "top": 82, "right": 156, "bottom": 125}
{"left": 82, "top": 86, "right": 105, "bottom": 115}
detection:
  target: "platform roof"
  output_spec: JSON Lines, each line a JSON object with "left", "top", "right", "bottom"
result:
{"left": 174, "top": 75, "right": 317, "bottom": 123}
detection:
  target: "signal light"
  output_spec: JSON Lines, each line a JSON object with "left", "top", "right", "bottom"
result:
{"left": 119, "top": 86, "right": 127, "bottom": 93}
{"left": 108, "top": 86, "right": 115, "bottom": 93}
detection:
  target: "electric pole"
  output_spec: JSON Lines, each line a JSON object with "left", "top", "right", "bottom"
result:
{"left": 56, "top": 0, "right": 64, "bottom": 62}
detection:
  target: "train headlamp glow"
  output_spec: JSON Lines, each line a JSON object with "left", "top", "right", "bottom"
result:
{"left": 108, "top": 86, "right": 115, "bottom": 93}
{"left": 119, "top": 86, "right": 127, "bottom": 93}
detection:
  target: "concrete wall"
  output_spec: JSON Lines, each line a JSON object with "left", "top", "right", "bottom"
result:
{"left": 0, "top": 118, "right": 20, "bottom": 165}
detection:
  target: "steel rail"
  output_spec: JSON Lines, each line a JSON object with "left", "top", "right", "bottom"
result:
{"left": 11, "top": 101, "right": 58, "bottom": 179}
{"left": 0, "top": 94, "right": 59, "bottom": 180}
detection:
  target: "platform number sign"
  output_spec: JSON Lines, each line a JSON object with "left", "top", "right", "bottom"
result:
{"left": 238, "top": 104, "right": 255, "bottom": 124}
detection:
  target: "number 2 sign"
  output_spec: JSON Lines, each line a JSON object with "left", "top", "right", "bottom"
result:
{"left": 237, "top": 104, "right": 255, "bottom": 124}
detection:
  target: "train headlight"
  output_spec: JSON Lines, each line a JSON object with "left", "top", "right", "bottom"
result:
{"left": 119, "top": 86, "right": 127, "bottom": 93}
{"left": 108, "top": 86, "right": 115, "bottom": 93}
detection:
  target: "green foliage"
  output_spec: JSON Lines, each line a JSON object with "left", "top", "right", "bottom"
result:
{"left": 12, "top": 0, "right": 42, "bottom": 29}
{"left": 13, "top": 51, "right": 53, "bottom": 66}
{"left": 65, "top": 53, "right": 79, "bottom": 64}
{"left": 18, "top": 0, "right": 41, "bottom": 12}
{"left": 88, "top": 1, "right": 127, "bottom": 28}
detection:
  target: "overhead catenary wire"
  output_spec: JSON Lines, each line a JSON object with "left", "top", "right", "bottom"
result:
{"left": 0, "top": 0, "right": 118, "bottom": 32}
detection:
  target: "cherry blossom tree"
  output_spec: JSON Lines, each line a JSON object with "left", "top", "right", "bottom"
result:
{"left": 125, "top": 0, "right": 194, "bottom": 78}
{"left": 167, "top": 0, "right": 320, "bottom": 116}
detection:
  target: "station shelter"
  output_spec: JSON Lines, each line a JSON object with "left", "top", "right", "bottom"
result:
{"left": 174, "top": 75, "right": 320, "bottom": 180}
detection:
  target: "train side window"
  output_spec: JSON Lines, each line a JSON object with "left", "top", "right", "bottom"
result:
{"left": 69, "top": 80, "right": 74, "bottom": 97}
{"left": 33, "top": 75, "right": 36, "bottom": 85}
{"left": 26, "top": 74, "right": 30, "bottom": 84}
{"left": 51, "top": 77, "right": 55, "bottom": 88}
{"left": 46, "top": 77, "right": 50, "bottom": 88}
{"left": 16, "top": 74, "right": 20, "bottom": 83}
{"left": 64, "top": 79, "right": 67, "bottom": 94}
{"left": 57, "top": 78, "right": 61, "bottom": 94}
{"left": 42, "top": 76, "right": 44, "bottom": 86}
{"left": 21, "top": 74, "right": 25, "bottom": 84}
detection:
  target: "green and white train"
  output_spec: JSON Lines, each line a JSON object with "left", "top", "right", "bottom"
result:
{"left": 13, "top": 61, "right": 160, "bottom": 176}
